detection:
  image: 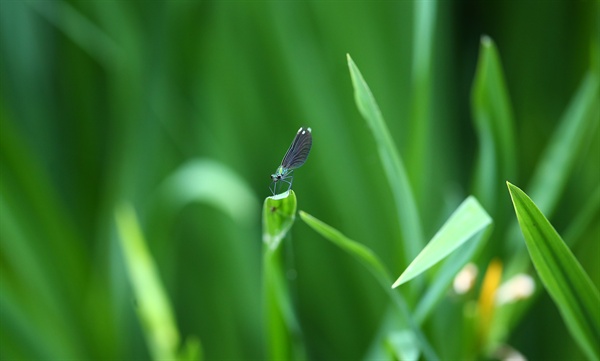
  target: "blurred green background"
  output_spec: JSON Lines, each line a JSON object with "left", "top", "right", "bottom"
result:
{"left": 1, "top": 1, "right": 598, "bottom": 360}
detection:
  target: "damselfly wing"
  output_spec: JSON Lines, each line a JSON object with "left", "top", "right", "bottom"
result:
{"left": 270, "top": 127, "right": 312, "bottom": 195}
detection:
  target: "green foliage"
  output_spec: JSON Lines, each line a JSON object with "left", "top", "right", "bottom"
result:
{"left": 263, "top": 190, "right": 297, "bottom": 250}
{"left": 392, "top": 196, "right": 492, "bottom": 288}
{"left": 524, "top": 72, "right": 599, "bottom": 216}
{"left": 262, "top": 191, "right": 305, "bottom": 360}
{"left": 508, "top": 183, "right": 600, "bottom": 361}
{"left": 347, "top": 54, "right": 424, "bottom": 264}
{"left": 471, "top": 36, "right": 517, "bottom": 213}
{"left": 1, "top": 1, "right": 598, "bottom": 360}
{"left": 115, "top": 203, "right": 201, "bottom": 361}
{"left": 299, "top": 210, "right": 439, "bottom": 361}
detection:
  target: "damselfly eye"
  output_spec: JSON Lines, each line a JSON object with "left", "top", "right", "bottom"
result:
{"left": 277, "top": 175, "right": 282, "bottom": 180}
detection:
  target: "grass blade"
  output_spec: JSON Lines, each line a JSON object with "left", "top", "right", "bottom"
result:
{"left": 299, "top": 211, "right": 439, "bottom": 361}
{"left": 414, "top": 228, "right": 492, "bottom": 324}
{"left": 155, "top": 159, "right": 258, "bottom": 226}
{"left": 525, "top": 72, "right": 599, "bottom": 216}
{"left": 262, "top": 190, "right": 305, "bottom": 360}
{"left": 25, "top": 0, "right": 120, "bottom": 69}
{"left": 505, "top": 71, "right": 599, "bottom": 268}
{"left": 563, "top": 185, "right": 600, "bottom": 247}
{"left": 263, "top": 190, "right": 297, "bottom": 250}
{"left": 507, "top": 182, "right": 600, "bottom": 361}
{"left": 392, "top": 196, "right": 492, "bottom": 288}
{"left": 407, "top": 0, "right": 437, "bottom": 197}
{"left": 385, "top": 330, "right": 420, "bottom": 361}
{"left": 347, "top": 54, "right": 424, "bottom": 262}
{"left": 299, "top": 211, "right": 389, "bottom": 281}
{"left": 115, "top": 202, "right": 190, "bottom": 361}
{"left": 471, "top": 36, "right": 517, "bottom": 212}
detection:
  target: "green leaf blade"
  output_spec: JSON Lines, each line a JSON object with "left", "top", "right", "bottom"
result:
{"left": 156, "top": 159, "right": 258, "bottom": 226}
{"left": 392, "top": 196, "right": 492, "bottom": 288}
{"left": 507, "top": 182, "right": 600, "bottom": 361}
{"left": 262, "top": 190, "right": 304, "bottom": 361}
{"left": 526, "top": 72, "right": 600, "bottom": 216}
{"left": 115, "top": 202, "right": 185, "bottom": 361}
{"left": 299, "top": 210, "right": 389, "bottom": 281}
{"left": 471, "top": 36, "right": 517, "bottom": 212}
{"left": 299, "top": 211, "right": 440, "bottom": 361}
{"left": 414, "top": 228, "right": 491, "bottom": 324}
{"left": 262, "top": 190, "right": 297, "bottom": 250}
{"left": 347, "top": 54, "right": 424, "bottom": 263}
{"left": 407, "top": 0, "right": 437, "bottom": 196}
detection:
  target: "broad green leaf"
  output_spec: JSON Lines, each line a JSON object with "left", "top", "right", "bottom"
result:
{"left": 299, "top": 211, "right": 439, "bottom": 361}
{"left": 347, "top": 54, "right": 424, "bottom": 262}
{"left": 262, "top": 190, "right": 297, "bottom": 250}
{"left": 471, "top": 36, "right": 517, "bottom": 212}
{"left": 507, "top": 182, "right": 600, "bottom": 361}
{"left": 115, "top": 202, "right": 187, "bottom": 361}
{"left": 392, "top": 196, "right": 492, "bottom": 288}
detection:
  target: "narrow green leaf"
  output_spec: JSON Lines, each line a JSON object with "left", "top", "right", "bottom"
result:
{"left": 0, "top": 276, "right": 75, "bottom": 360}
{"left": 347, "top": 54, "right": 424, "bottom": 262}
{"left": 563, "top": 185, "right": 600, "bottom": 247}
{"left": 0, "top": 107, "right": 87, "bottom": 309}
{"left": 299, "top": 210, "right": 389, "bottom": 281}
{"left": 156, "top": 159, "right": 258, "bottom": 226}
{"left": 0, "top": 195, "right": 83, "bottom": 359}
{"left": 526, "top": 72, "right": 599, "bottom": 216}
{"left": 263, "top": 244, "right": 305, "bottom": 361}
{"left": 178, "top": 337, "right": 203, "bottom": 361}
{"left": 25, "top": 0, "right": 120, "bottom": 69}
{"left": 262, "top": 190, "right": 304, "bottom": 361}
{"left": 471, "top": 36, "right": 517, "bottom": 211}
{"left": 392, "top": 196, "right": 492, "bottom": 288}
{"left": 414, "top": 228, "right": 492, "bottom": 324}
{"left": 262, "top": 190, "right": 297, "bottom": 250}
{"left": 407, "top": 0, "right": 437, "bottom": 196}
{"left": 504, "top": 71, "right": 599, "bottom": 271}
{"left": 299, "top": 211, "right": 439, "bottom": 361}
{"left": 507, "top": 182, "right": 600, "bottom": 361}
{"left": 115, "top": 202, "right": 185, "bottom": 361}
{"left": 385, "top": 330, "right": 420, "bottom": 361}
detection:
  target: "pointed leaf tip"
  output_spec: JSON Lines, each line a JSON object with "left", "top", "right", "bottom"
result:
{"left": 391, "top": 197, "right": 492, "bottom": 288}
{"left": 481, "top": 35, "right": 492, "bottom": 46}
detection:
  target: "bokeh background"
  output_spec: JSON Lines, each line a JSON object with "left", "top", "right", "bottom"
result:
{"left": 1, "top": 1, "right": 598, "bottom": 360}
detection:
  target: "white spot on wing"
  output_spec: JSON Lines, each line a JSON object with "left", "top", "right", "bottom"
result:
{"left": 307, "top": 127, "right": 312, "bottom": 132}
{"left": 297, "top": 127, "right": 302, "bottom": 133}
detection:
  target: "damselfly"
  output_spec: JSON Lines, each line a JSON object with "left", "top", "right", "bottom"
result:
{"left": 270, "top": 127, "right": 312, "bottom": 195}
